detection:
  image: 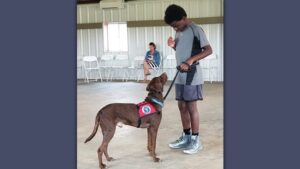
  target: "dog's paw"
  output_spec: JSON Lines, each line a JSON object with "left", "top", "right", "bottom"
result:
{"left": 107, "top": 157, "right": 115, "bottom": 161}
{"left": 149, "top": 151, "right": 157, "bottom": 156}
{"left": 153, "top": 157, "right": 160, "bottom": 162}
{"left": 100, "top": 163, "right": 106, "bottom": 169}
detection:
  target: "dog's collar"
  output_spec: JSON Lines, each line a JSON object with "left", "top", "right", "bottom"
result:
{"left": 150, "top": 97, "right": 164, "bottom": 108}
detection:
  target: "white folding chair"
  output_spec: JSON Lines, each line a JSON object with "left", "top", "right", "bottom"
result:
{"left": 82, "top": 56, "right": 102, "bottom": 83}
{"left": 201, "top": 54, "right": 218, "bottom": 83}
{"left": 99, "top": 54, "right": 114, "bottom": 81}
{"left": 129, "top": 56, "right": 145, "bottom": 82}
{"left": 111, "top": 54, "right": 129, "bottom": 81}
{"left": 77, "top": 55, "right": 84, "bottom": 80}
{"left": 207, "top": 58, "right": 218, "bottom": 83}
{"left": 163, "top": 55, "right": 176, "bottom": 80}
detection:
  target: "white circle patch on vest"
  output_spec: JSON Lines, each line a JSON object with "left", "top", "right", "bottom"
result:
{"left": 142, "top": 105, "right": 151, "bottom": 114}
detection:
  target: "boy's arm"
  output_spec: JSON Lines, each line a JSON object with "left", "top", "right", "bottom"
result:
{"left": 180, "top": 45, "right": 213, "bottom": 71}
{"left": 187, "top": 45, "right": 212, "bottom": 64}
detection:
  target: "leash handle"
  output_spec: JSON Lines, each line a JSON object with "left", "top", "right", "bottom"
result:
{"left": 176, "top": 65, "right": 191, "bottom": 73}
{"left": 163, "top": 62, "right": 199, "bottom": 100}
{"left": 176, "top": 61, "right": 200, "bottom": 72}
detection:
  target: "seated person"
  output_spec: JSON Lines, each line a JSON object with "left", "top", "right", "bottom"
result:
{"left": 143, "top": 42, "right": 161, "bottom": 81}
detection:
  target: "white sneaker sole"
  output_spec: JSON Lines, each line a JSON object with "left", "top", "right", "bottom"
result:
{"left": 169, "top": 144, "right": 189, "bottom": 149}
{"left": 183, "top": 145, "right": 203, "bottom": 154}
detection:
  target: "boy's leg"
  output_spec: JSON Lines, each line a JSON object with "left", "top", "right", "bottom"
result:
{"left": 186, "top": 101, "right": 199, "bottom": 134}
{"left": 178, "top": 101, "right": 191, "bottom": 130}
{"left": 169, "top": 101, "right": 191, "bottom": 149}
{"left": 183, "top": 101, "right": 203, "bottom": 154}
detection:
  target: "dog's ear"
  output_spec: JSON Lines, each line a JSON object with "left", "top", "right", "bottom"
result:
{"left": 147, "top": 78, "right": 163, "bottom": 93}
{"left": 148, "top": 83, "right": 163, "bottom": 93}
{"left": 159, "top": 72, "right": 168, "bottom": 85}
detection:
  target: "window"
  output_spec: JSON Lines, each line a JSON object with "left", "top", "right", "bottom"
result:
{"left": 103, "top": 22, "right": 128, "bottom": 52}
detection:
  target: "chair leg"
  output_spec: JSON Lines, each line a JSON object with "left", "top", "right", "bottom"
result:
{"left": 209, "top": 68, "right": 212, "bottom": 83}
{"left": 125, "top": 69, "right": 130, "bottom": 82}
{"left": 84, "top": 69, "right": 89, "bottom": 83}
{"left": 98, "top": 69, "right": 102, "bottom": 82}
{"left": 106, "top": 69, "right": 111, "bottom": 82}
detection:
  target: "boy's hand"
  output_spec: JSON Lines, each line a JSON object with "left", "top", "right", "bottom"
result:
{"left": 177, "top": 62, "right": 191, "bottom": 72}
{"left": 180, "top": 58, "right": 194, "bottom": 71}
{"left": 167, "top": 36, "right": 175, "bottom": 48}
{"left": 179, "top": 63, "right": 190, "bottom": 72}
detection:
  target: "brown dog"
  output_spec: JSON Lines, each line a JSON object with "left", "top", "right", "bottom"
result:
{"left": 85, "top": 73, "right": 168, "bottom": 169}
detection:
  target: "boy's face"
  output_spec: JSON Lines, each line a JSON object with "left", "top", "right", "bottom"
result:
{"left": 170, "top": 17, "right": 187, "bottom": 32}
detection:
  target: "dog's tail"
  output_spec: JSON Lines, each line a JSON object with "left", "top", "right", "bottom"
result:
{"left": 84, "top": 111, "right": 101, "bottom": 143}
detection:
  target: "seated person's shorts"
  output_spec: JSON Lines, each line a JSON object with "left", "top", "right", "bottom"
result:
{"left": 175, "top": 84, "right": 203, "bottom": 101}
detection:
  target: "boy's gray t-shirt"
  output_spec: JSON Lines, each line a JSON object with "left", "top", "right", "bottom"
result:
{"left": 174, "top": 22, "right": 210, "bottom": 85}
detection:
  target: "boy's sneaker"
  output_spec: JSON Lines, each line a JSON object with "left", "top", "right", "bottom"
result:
{"left": 183, "top": 135, "right": 203, "bottom": 154}
{"left": 169, "top": 132, "right": 191, "bottom": 149}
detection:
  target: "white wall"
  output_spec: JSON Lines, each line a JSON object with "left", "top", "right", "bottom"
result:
{"left": 77, "top": 0, "right": 224, "bottom": 81}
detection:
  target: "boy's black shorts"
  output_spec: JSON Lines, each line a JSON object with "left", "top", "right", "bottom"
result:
{"left": 175, "top": 84, "right": 203, "bottom": 101}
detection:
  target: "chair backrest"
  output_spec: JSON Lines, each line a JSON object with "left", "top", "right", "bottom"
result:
{"left": 200, "top": 58, "right": 210, "bottom": 69}
{"left": 163, "top": 55, "right": 176, "bottom": 69}
{"left": 201, "top": 54, "right": 218, "bottom": 69}
{"left": 114, "top": 55, "right": 129, "bottom": 67}
{"left": 132, "top": 56, "right": 145, "bottom": 68}
{"left": 166, "top": 55, "right": 176, "bottom": 60}
{"left": 207, "top": 54, "right": 218, "bottom": 68}
{"left": 82, "top": 55, "right": 97, "bottom": 62}
{"left": 100, "top": 54, "right": 114, "bottom": 61}
{"left": 115, "top": 55, "right": 128, "bottom": 60}
{"left": 99, "top": 54, "right": 114, "bottom": 67}
{"left": 134, "top": 56, "right": 144, "bottom": 61}
{"left": 208, "top": 58, "right": 218, "bottom": 68}
{"left": 82, "top": 56, "right": 99, "bottom": 69}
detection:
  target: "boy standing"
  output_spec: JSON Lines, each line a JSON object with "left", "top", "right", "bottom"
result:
{"left": 164, "top": 4, "right": 212, "bottom": 154}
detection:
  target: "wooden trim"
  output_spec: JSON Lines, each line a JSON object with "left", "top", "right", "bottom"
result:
{"left": 76, "top": 17, "right": 223, "bottom": 29}
{"left": 127, "top": 17, "right": 223, "bottom": 27}
{"left": 77, "top": 23, "right": 102, "bottom": 29}
{"left": 191, "top": 17, "right": 224, "bottom": 24}
{"left": 127, "top": 20, "right": 167, "bottom": 27}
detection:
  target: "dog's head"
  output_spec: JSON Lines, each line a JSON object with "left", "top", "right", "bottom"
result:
{"left": 146, "top": 72, "right": 168, "bottom": 93}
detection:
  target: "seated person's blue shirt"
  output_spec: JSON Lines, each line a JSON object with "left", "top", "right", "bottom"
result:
{"left": 145, "top": 50, "right": 160, "bottom": 66}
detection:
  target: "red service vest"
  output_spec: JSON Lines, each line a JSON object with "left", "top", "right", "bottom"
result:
{"left": 137, "top": 101, "right": 157, "bottom": 118}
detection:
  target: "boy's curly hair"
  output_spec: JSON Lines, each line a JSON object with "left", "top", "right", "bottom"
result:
{"left": 164, "top": 4, "right": 187, "bottom": 25}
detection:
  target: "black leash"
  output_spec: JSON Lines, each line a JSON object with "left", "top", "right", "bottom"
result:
{"left": 163, "top": 69, "right": 179, "bottom": 100}
{"left": 137, "top": 63, "right": 195, "bottom": 127}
